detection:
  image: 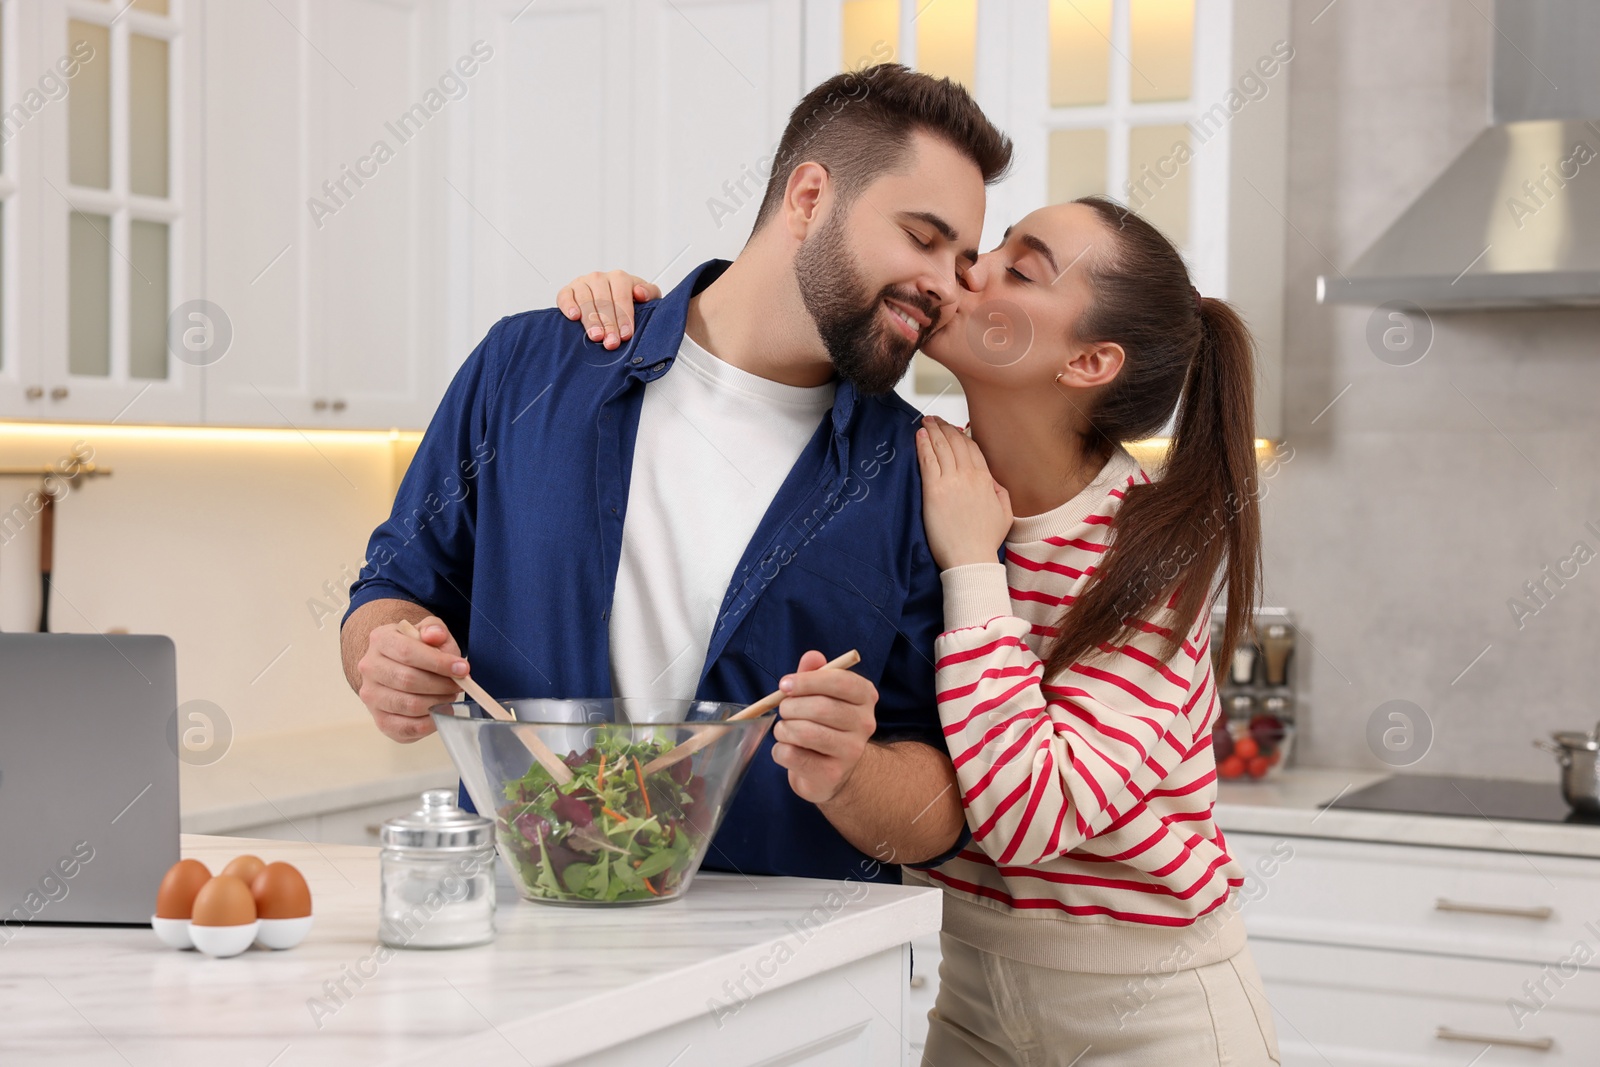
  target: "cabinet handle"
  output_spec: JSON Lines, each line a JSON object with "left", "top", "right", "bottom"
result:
{"left": 331, "top": 398, "right": 347, "bottom": 412}
{"left": 312, "top": 398, "right": 328, "bottom": 411}
{"left": 25, "top": 386, "right": 43, "bottom": 400}
{"left": 1435, "top": 898, "right": 1553, "bottom": 921}
{"left": 1435, "top": 1026, "right": 1553, "bottom": 1051}
{"left": 50, "top": 386, "right": 69, "bottom": 401}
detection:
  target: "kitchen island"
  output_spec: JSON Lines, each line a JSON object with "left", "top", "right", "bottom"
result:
{"left": 1, "top": 834, "right": 941, "bottom": 1066}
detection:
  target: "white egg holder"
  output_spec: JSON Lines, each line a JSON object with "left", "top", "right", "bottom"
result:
{"left": 151, "top": 914, "right": 314, "bottom": 957}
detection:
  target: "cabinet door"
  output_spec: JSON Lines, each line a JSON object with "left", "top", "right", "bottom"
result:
{"left": 197, "top": 0, "right": 316, "bottom": 427}
{"left": 307, "top": 0, "right": 449, "bottom": 429}
{"left": 459, "top": 0, "right": 633, "bottom": 348}
{"left": 0, "top": 0, "right": 43, "bottom": 415}
{"left": 1253, "top": 938, "right": 1600, "bottom": 1065}
{"left": 460, "top": 0, "right": 801, "bottom": 353}
{"left": 1229, "top": 832, "right": 1600, "bottom": 967}
{"left": 203, "top": 0, "right": 449, "bottom": 430}
{"left": 625, "top": 0, "right": 803, "bottom": 291}
{"left": 3, "top": 0, "right": 203, "bottom": 423}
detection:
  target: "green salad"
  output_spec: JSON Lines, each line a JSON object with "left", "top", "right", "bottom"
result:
{"left": 495, "top": 729, "right": 710, "bottom": 903}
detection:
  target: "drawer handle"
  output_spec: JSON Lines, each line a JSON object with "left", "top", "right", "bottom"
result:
{"left": 1434, "top": 898, "right": 1553, "bottom": 921}
{"left": 1436, "top": 1026, "right": 1553, "bottom": 1051}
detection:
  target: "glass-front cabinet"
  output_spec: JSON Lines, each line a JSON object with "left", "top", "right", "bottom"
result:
{"left": 807, "top": 0, "right": 1290, "bottom": 439}
{"left": 0, "top": 0, "right": 202, "bottom": 422}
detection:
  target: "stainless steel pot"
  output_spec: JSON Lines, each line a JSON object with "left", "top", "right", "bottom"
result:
{"left": 1534, "top": 722, "right": 1600, "bottom": 816}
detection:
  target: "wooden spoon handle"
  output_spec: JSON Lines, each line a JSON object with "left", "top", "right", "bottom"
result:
{"left": 640, "top": 650, "right": 861, "bottom": 777}
{"left": 395, "top": 619, "right": 573, "bottom": 785}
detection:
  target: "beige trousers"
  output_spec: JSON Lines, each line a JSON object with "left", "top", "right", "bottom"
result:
{"left": 921, "top": 933, "right": 1281, "bottom": 1067}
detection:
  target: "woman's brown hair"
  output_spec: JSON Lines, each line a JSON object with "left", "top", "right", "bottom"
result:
{"left": 1041, "top": 195, "right": 1262, "bottom": 678}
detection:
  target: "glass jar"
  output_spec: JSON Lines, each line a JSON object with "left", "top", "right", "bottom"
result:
{"left": 379, "top": 788, "right": 496, "bottom": 949}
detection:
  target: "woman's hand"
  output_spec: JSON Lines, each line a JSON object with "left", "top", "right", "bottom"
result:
{"left": 556, "top": 270, "right": 661, "bottom": 350}
{"left": 915, "top": 415, "right": 1013, "bottom": 570}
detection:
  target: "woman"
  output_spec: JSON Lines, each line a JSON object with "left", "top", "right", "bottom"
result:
{"left": 557, "top": 196, "right": 1279, "bottom": 1065}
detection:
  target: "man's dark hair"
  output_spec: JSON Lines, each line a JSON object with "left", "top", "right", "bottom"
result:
{"left": 750, "top": 64, "right": 1012, "bottom": 232}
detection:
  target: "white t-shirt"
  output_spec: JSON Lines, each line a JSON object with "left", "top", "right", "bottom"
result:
{"left": 608, "top": 333, "right": 836, "bottom": 701}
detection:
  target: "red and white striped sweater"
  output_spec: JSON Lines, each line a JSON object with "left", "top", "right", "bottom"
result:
{"left": 905, "top": 447, "right": 1248, "bottom": 974}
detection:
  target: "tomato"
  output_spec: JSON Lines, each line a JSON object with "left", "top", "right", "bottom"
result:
{"left": 1247, "top": 755, "right": 1271, "bottom": 778}
{"left": 1219, "top": 755, "right": 1246, "bottom": 779}
{"left": 1234, "top": 737, "right": 1260, "bottom": 761}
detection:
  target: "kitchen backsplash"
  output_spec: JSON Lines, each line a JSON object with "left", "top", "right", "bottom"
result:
{"left": 0, "top": 427, "right": 415, "bottom": 741}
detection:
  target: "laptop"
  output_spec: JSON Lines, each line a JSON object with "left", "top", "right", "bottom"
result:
{"left": 0, "top": 633, "right": 180, "bottom": 928}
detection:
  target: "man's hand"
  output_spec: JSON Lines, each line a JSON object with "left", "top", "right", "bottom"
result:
{"left": 355, "top": 615, "right": 470, "bottom": 742}
{"left": 770, "top": 650, "right": 879, "bottom": 804}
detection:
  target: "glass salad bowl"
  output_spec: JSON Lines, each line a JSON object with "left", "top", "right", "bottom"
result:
{"left": 431, "top": 699, "right": 774, "bottom": 906}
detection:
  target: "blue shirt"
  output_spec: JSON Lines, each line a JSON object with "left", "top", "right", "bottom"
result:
{"left": 345, "top": 260, "right": 963, "bottom": 882}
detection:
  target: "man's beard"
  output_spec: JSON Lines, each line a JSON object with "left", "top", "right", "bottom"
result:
{"left": 794, "top": 213, "right": 938, "bottom": 395}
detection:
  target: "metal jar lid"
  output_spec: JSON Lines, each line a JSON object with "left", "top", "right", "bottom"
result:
{"left": 1550, "top": 730, "right": 1600, "bottom": 753}
{"left": 380, "top": 789, "right": 494, "bottom": 852}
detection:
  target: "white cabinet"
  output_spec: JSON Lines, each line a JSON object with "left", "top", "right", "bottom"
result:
{"left": 3, "top": 0, "right": 804, "bottom": 429}
{"left": 0, "top": 0, "right": 44, "bottom": 416}
{"left": 1, "top": 0, "right": 204, "bottom": 423}
{"left": 1253, "top": 939, "right": 1600, "bottom": 1065}
{"left": 194, "top": 0, "right": 311, "bottom": 428}
{"left": 596, "top": 945, "right": 911, "bottom": 1067}
{"left": 200, "top": 0, "right": 452, "bottom": 429}
{"left": 458, "top": 0, "right": 802, "bottom": 343}
{"left": 10, "top": 0, "right": 1290, "bottom": 432}
{"left": 1229, "top": 833, "right": 1600, "bottom": 966}
{"left": 1230, "top": 832, "right": 1600, "bottom": 1065}
{"left": 1, "top": 0, "right": 452, "bottom": 428}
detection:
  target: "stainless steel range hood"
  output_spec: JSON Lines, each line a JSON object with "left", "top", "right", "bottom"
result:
{"left": 1318, "top": 0, "right": 1600, "bottom": 309}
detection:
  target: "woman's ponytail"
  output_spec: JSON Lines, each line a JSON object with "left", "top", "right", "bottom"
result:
{"left": 1042, "top": 198, "right": 1263, "bottom": 678}
{"left": 1162, "top": 297, "right": 1261, "bottom": 664}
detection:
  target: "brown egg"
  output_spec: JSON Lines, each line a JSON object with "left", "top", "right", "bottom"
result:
{"left": 155, "top": 858, "right": 212, "bottom": 919}
{"left": 221, "top": 854, "right": 265, "bottom": 885}
{"left": 251, "top": 862, "right": 312, "bottom": 919}
{"left": 191, "top": 874, "right": 257, "bottom": 927}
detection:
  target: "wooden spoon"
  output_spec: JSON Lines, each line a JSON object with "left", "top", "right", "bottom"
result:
{"left": 396, "top": 619, "right": 573, "bottom": 785}
{"left": 640, "top": 650, "right": 861, "bottom": 777}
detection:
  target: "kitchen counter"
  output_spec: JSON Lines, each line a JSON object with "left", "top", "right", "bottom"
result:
{"left": 1, "top": 835, "right": 940, "bottom": 1066}
{"left": 1216, "top": 767, "right": 1600, "bottom": 860}
{"left": 181, "top": 722, "right": 458, "bottom": 834}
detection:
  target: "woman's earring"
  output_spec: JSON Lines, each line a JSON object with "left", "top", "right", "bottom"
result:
{"left": 1054, "top": 372, "right": 1064, "bottom": 383}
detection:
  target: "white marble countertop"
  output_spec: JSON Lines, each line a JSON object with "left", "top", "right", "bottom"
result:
{"left": 181, "top": 722, "right": 459, "bottom": 834}
{"left": 0, "top": 834, "right": 941, "bottom": 1066}
{"left": 1216, "top": 767, "right": 1600, "bottom": 860}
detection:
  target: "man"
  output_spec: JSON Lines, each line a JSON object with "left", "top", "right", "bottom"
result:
{"left": 340, "top": 64, "right": 1012, "bottom": 881}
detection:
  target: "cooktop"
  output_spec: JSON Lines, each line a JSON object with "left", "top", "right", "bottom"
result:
{"left": 1327, "top": 774, "right": 1600, "bottom": 826}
